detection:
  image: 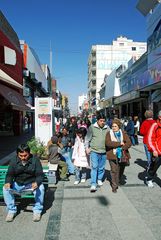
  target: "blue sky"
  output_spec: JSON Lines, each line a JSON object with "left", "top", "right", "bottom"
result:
{"left": 0, "top": 0, "right": 147, "bottom": 113}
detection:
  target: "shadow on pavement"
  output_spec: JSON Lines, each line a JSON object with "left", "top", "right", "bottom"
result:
{"left": 154, "top": 177, "right": 161, "bottom": 188}
{"left": 43, "top": 187, "right": 56, "bottom": 214}
{"left": 97, "top": 195, "right": 109, "bottom": 206}
{"left": 0, "top": 130, "right": 34, "bottom": 161}
{"left": 135, "top": 158, "right": 147, "bottom": 169}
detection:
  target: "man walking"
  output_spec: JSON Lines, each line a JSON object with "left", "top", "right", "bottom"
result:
{"left": 146, "top": 111, "right": 161, "bottom": 187}
{"left": 86, "top": 112, "right": 109, "bottom": 192}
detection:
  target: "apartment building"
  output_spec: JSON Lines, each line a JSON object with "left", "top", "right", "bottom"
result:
{"left": 87, "top": 36, "right": 147, "bottom": 111}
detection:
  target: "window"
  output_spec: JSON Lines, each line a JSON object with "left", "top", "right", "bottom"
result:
{"left": 132, "top": 47, "right": 136, "bottom": 51}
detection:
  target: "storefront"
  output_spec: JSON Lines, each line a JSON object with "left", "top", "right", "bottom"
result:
{"left": 114, "top": 90, "right": 149, "bottom": 121}
{"left": 0, "top": 12, "right": 27, "bottom": 135}
{"left": 0, "top": 83, "right": 30, "bottom": 135}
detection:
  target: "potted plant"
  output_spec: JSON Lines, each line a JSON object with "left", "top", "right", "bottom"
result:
{"left": 27, "top": 137, "right": 48, "bottom": 161}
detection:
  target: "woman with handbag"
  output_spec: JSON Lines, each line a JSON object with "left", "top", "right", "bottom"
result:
{"left": 105, "top": 118, "right": 132, "bottom": 193}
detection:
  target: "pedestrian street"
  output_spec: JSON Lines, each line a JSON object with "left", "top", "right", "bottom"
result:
{"left": 1, "top": 140, "right": 161, "bottom": 240}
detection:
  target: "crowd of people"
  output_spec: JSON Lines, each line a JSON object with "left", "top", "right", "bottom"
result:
{"left": 3, "top": 109, "right": 161, "bottom": 222}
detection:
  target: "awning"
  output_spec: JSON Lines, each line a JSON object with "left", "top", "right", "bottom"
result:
{"left": 0, "top": 83, "right": 30, "bottom": 111}
{"left": 0, "top": 69, "right": 23, "bottom": 89}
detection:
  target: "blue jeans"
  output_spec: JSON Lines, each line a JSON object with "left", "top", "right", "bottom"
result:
{"left": 3, "top": 182, "right": 44, "bottom": 214}
{"left": 144, "top": 144, "right": 151, "bottom": 166}
{"left": 130, "top": 136, "right": 135, "bottom": 146}
{"left": 62, "top": 148, "right": 75, "bottom": 174}
{"left": 90, "top": 151, "right": 106, "bottom": 187}
{"left": 75, "top": 167, "right": 86, "bottom": 181}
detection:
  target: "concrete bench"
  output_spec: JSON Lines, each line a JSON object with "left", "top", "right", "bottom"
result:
{"left": 48, "top": 163, "right": 58, "bottom": 184}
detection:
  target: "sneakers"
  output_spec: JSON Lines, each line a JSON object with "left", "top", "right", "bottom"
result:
{"left": 74, "top": 180, "right": 80, "bottom": 185}
{"left": 90, "top": 185, "right": 96, "bottom": 192}
{"left": 81, "top": 178, "right": 86, "bottom": 183}
{"left": 97, "top": 180, "right": 103, "bottom": 186}
{"left": 5, "top": 212, "right": 16, "bottom": 222}
{"left": 147, "top": 180, "right": 154, "bottom": 188}
{"left": 145, "top": 177, "right": 154, "bottom": 188}
{"left": 33, "top": 213, "right": 41, "bottom": 222}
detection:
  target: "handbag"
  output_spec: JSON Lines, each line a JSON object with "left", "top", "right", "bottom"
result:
{"left": 120, "top": 149, "right": 130, "bottom": 166}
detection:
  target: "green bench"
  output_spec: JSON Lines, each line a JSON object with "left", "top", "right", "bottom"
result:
{"left": 0, "top": 165, "right": 49, "bottom": 199}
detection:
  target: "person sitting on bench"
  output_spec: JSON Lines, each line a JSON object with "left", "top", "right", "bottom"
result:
{"left": 3, "top": 143, "right": 44, "bottom": 222}
{"left": 48, "top": 135, "right": 69, "bottom": 181}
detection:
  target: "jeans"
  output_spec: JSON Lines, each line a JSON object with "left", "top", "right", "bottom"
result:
{"left": 130, "top": 135, "right": 135, "bottom": 146}
{"left": 3, "top": 182, "right": 44, "bottom": 214}
{"left": 144, "top": 144, "right": 151, "bottom": 166}
{"left": 75, "top": 167, "right": 86, "bottom": 181}
{"left": 90, "top": 151, "right": 106, "bottom": 187}
{"left": 61, "top": 148, "right": 75, "bottom": 174}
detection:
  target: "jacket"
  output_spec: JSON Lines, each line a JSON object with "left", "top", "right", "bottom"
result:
{"left": 140, "top": 119, "right": 156, "bottom": 144}
{"left": 126, "top": 120, "right": 135, "bottom": 136}
{"left": 147, "top": 120, "right": 161, "bottom": 155}
{"left": 105, "top": 130, "right": 131, "bottom": 160}
{"left": 48, "top": 144, "right": 62, "bottom": 164}
{"left": 5, "top": 155, "right": 43, "bottom": 186}
{"left": 72, "top": 136, "right": 89, "bottom": 167}
{"left": 86, "top": 122, "right": 110, "bottom": 153}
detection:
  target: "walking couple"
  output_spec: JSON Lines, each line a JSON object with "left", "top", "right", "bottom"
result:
{"left": 72, "top": 112, "right": 131, "bottom": 193}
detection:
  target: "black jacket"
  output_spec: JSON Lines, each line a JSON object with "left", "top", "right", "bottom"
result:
{"left": 5, "top": 155, "right": 44, "bottom": 186}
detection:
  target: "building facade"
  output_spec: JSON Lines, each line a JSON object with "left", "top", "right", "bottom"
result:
{"left": 87, "top": 36, "right": 147, "bottom": 112}
{"left": 107, "top": 0, "right": 161, "bottom": 121}
{"left": 0, "top": 11, "right": 30, "bottom": 136}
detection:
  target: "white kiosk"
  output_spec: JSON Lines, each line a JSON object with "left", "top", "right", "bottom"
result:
{"left": 35, "top": 97, "right": 58, "bottom": 184}
{"left": 35, "top": 97, "right": 53, "bottom": 145}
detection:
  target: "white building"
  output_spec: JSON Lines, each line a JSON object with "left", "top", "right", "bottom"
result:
{"left": 78, "top": 94, "right": 87, "bottom": 114}
{"left": 88, "top": 36, "right": 147, "bottom": 110}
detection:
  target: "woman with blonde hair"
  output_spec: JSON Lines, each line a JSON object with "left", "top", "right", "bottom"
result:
{"left": 105, "top": 118, "right": 131, "bottom": 192}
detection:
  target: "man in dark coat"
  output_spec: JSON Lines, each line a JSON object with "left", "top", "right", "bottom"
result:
{"left": 3, "top": 144, "right": 44, "bottom": 222}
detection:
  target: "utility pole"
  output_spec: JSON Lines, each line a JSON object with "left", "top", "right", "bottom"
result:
{"left": 50, "top": 41, "right": 52, "bottom": 76}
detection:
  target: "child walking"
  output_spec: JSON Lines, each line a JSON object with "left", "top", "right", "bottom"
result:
{"left": 72, "top": 127, "right": 89, "bottom": 185}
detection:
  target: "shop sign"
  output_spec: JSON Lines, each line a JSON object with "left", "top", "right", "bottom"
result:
{"left": 114, "top": 91, "right": 139, "bottom": 104}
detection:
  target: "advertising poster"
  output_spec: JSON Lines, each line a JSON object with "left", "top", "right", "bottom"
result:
{"left": 35, "top": 97, "right": 53, "bottom": 145}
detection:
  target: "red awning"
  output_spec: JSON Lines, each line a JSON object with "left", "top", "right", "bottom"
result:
{"left": 0, "top": 83, "right": 30, "bottom": 111}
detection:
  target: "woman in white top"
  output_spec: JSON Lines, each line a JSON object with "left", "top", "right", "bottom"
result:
{"left": 72, "top": 127, "right": 89, "bottom": 185}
